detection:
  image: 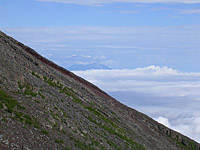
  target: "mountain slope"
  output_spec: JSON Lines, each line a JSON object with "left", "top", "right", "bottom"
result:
{"left": 0, "top": 30, "right": 199, "bottom": 150}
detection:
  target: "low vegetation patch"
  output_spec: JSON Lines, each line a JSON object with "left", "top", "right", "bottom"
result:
{"left": 32, "top": 72, "right": 41, "bottom": 79}
{"left": 24, "top": 87, "right": 37, "bottom": 97}
{"left": 74, "top": 139, "right": 96, "bottom": 150}
{"left": 55, "top": 139, "right": 64, "bottom": 144}
{"left": 34, "top": 100, "right": 40, "bottom": 103}
{"left": 41, "top": 129, "right": 48, "bottom": 135}
{"left": 107, "top": 140, "right": 121, "bottom": 150}
{"left": 43, "top": 76, "right": 63, "bottom": 89}
{"left": 0, "top": 88, "right": 24, "bottom": 113}
{"left": 18, "top": 82, "right": 37, "bottom": 97}
{"left": 39, "top": 92, "right": 45, "bottom": 99}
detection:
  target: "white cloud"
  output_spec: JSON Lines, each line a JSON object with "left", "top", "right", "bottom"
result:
{"left": 93, "top": 55, "right": 106, "bottom": 60}
{"left": 73, "top": 66, "right": 200, "bottom": 98}
{"left": 37, "top": 0, "right": 200, "bottom": 6}
{"left": 150, "top": 8, "right": 200, "bottom": 15}
{"left": 120, "top": 11, "right": 138, "bottom": 14}
{"left": 73, "top": 66, "right": 200, "bottom": 142}
{"left": 178, "top": 9, "right": 200, "bottom": 14}
{"left": 150, "top": 7, "right": 171, "bottom": 11}
{"left": 156, "top": 116, "right": 171, "bottom": 128}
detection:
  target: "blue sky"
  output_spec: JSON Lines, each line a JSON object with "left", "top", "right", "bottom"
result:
{"left": 1, "top": 0, "right": 200, "bottom": 27}
{"left": 1, "top": 0, "right": 200, "bottom": 142}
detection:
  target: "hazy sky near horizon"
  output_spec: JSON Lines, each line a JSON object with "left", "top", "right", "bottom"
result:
{"left": 1, "top": 0, "right": 200, "bottom": 142}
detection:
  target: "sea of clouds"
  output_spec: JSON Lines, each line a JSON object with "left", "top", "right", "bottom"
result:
{"left": 73, "top": 66, "right": 200, "bottom": 142}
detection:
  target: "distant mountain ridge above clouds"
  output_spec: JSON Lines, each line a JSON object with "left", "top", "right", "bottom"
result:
{"left": 68, "top": 63, "right": 110, "bottom": 71}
